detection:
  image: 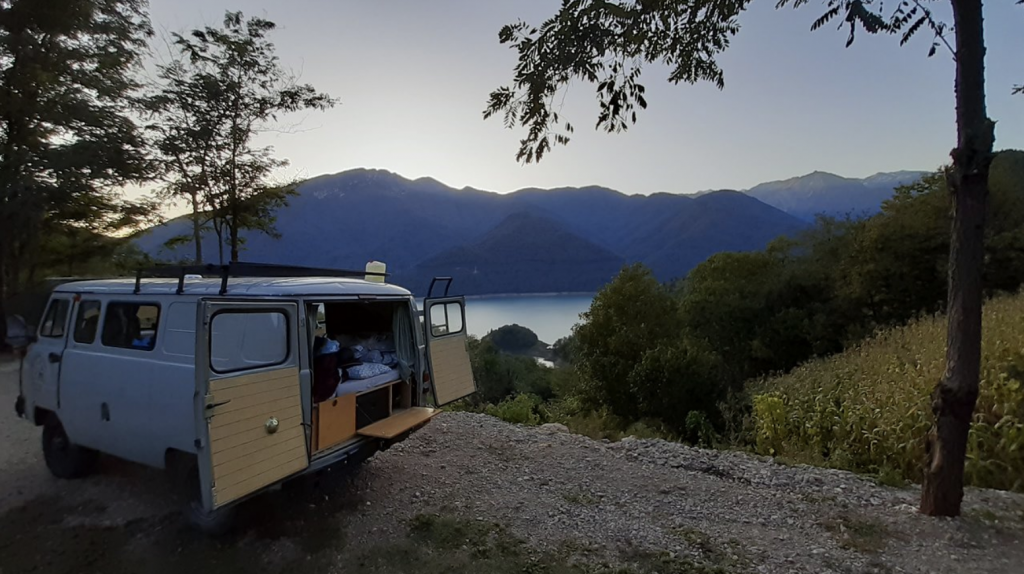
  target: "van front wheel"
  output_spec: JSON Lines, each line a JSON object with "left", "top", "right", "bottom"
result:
{"left": 42, "top": 416, "right": 98, "bottom": 479}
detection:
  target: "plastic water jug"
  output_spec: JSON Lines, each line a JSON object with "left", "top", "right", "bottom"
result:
{"left": 365, "top": 260, "right": 386, "bottom": 283}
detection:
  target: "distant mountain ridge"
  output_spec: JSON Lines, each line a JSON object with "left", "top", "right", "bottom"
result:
{"left": 135, "top": 166, "right": 920, "bottom": 295}
{"left": 744, "top": 170, "right": 927, "bottom": 221}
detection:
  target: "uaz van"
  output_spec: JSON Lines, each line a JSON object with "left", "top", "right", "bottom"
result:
{"left": 14, "top": 263, "right": 477, "bottom": 533}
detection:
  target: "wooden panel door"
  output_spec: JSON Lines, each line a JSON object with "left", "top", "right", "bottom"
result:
{"left": 195, "top": 301, "right": 308, "bottom": 511}
{"left": 423, "top": 297, "right": 477, "bottom": 406}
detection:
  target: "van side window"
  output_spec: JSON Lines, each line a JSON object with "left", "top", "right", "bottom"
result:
{"left": 40, "top": 298, "right": 71, "bottom": 338}
{"left": 211, "top": 311, "right": 288, "bottom": 373}
{"left": 73, "top": 301, "right": 102, "bottom": 344}
{"left": 102, "top": 303, "right": 160, "bottom": 351}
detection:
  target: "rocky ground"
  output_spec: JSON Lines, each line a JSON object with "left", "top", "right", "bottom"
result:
{"left": 1, "top": 359, "right": 1022, "bottom": 574}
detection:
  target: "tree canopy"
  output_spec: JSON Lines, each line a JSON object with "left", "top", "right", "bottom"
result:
{"left": 146, "top": 11, "right": 336, "bottom": 263}
{"left": 1, "top": 0, "right": 156, "bottom": 343}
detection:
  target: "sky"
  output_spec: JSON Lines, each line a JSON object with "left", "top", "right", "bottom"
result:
{"left": 145, "top": 0, "right": 1024, "bottom": 205}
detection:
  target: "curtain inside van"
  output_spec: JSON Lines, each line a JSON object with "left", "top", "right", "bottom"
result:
{"left": 392, "top": 306, "right": 416, "bottom": 381}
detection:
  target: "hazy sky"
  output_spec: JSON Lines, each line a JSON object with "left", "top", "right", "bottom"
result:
{"left": 147, "top": 0, "right": 1024, "bottom": 199}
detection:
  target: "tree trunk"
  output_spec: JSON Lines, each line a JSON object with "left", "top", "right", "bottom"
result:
{"left": 190, "top": 190, "right": 203, "bottom": 265}
{"left": 0, "top": 254, "right": 8, "bottom": 351}
{"left": 230, "top": 222, "right": 239, "bottom": 263}
{"left": 217, "top": 227, "right": 224, "bottom": 265}
{"left": 920, "top": 0, "right": 993, "bottom": 517}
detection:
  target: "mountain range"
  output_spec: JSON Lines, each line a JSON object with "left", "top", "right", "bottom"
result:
{"left": 745, "top": 170, "right": 927, "bottom": 221}
{"left": 135, "top": 168, "right": 924, "bottom": 295}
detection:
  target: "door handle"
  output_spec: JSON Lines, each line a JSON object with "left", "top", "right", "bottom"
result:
{"left": 48, "top": 352, "right": 62, "bottom": 364}
{"left": 206, "top": 400, "right": 231, "bottom": 410}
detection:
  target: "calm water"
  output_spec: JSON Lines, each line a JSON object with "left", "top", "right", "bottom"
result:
{"left": 466, "top": 294, "right": 594, "bottom": 343}
{"left": 416, "top": 294, "right": 594, "bottom": 343}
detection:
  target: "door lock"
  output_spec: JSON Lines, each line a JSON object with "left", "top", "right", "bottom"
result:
{"left": 265, "top": 417, "right": 279, "bottom": 434}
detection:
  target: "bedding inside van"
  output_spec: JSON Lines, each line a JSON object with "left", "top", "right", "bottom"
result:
{"left": 309, "top": 300, "right": 419, "bottom": 454}
{"left": 330, "top": 367, "right": 400, "bottom": 397}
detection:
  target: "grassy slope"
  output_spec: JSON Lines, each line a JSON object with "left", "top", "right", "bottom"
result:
{"left": 752, "top": 291, "right": 1024, "bottom": 491}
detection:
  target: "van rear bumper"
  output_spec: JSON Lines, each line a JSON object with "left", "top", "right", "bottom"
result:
{"left": 302, "top": 420, "right": 429, "bottom": 476}
{"left": 305, "top": 437, "right": 379, "bottom": 475}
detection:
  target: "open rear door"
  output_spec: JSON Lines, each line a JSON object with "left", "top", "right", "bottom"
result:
{"left": 424, "top": 296, "right": 477, "bottom": 406}
{"left": 194, "top": 300, "right": 307, "bottom": 511}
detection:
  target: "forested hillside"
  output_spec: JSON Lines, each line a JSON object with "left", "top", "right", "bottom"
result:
{"left": 460, "top": 151, "right": 1024, "bottom": 491}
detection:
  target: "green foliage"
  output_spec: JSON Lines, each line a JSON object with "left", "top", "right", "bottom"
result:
{"left": 551, "top": 334, "right": 578, "bottom": 364}
{"left": 574, "top": 265, "right": 681, "bottom": 416}
{"left": 569, "top": 264, "right": 728, "bottom": 434}
{"left": 0, "top": 0, "right": 155, "bottom": 307}
{"left": 484, "top": 0, "right": 749, "bottom": 163}
{"left": 145, "top": 11, "right": 336, "bottom": 263}
{"left": 685, "top": 411, "right": 717, "bottom": 448}
{"left": 492, "top": 158, "right": 1024, "bottom": 470}
{"left": 468, "top": 337, "right": 555, "bottom": 404}
{"left": 749, "top": 291, "right": 1024, "bottom": 491}
{"left": 484, "top": 324, "right": 540, "bottom": 353}
{"left": 485, "top": 394, "right": 544, "bottom": 426}
{"left": 484, "top": 0, "right": 964, "bottom": 163}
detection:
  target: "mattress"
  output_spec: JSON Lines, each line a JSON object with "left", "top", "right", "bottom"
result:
{"left": 332, "top": 367, "right": 400, "bottom": 397}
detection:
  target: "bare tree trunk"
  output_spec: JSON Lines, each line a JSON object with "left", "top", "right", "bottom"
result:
{"left": 230, "top": 220, "right": 239, "bottom": 263}
{"left": 920, "top": 0, "right": 993, "bottom": 517}
{"left": 190, "top": 190, "right": 203, "bottom": 265}
{"left": 0, "top": 253, "right": 8, "bottom": 351}
{"left": 216, "top": 226, "right": 224, "bottom": 265}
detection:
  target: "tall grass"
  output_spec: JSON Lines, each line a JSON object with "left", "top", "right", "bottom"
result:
{"left": 751, "top": 291, "right": 1024, "bottom": 491}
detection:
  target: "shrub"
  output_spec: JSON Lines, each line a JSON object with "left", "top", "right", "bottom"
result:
{"left": 485, "top": 394, "right": 543, "bottom": 426}
{"left": 685, "top": 410, "right": 717, "bottom": 447}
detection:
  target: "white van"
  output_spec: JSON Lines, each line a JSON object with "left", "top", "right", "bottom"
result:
{"left": 14, "top": 263, "right": 477, "bottom": 533}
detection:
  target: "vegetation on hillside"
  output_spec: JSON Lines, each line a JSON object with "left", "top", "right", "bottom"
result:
{"left": 750, "top": 291, "right": 1024, "bottom": 491}
{"left": 464, "top": 156, "right": 1024, "bottom": 491}
{"left": 484, "top": 0, "right": 1016, "bottom": 515}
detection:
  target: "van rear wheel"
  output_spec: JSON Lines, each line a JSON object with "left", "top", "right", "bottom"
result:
{"left": 42, "top": 416, "right": 98, "bottom": 479}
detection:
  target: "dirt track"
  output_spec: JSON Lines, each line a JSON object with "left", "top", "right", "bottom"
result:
{"left": 1, "top": 359, "right": 1023, "bottom": 574}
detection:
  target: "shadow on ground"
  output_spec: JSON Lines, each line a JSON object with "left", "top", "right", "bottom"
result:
{"left": 0, "top": 464, "right": 363, "bottom": 574}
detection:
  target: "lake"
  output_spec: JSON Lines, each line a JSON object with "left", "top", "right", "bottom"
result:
{"left": 420, "top": 294, "right": 594, "bottom": 344}
{"left": 466, "top": 294, "right": 594, "bottom": 343}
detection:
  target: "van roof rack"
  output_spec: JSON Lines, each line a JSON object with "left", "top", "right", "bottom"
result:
{"left": 134, "top": 261, "right": 389, "bottom": 295}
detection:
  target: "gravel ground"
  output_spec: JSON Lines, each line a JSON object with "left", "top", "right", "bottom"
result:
{"left": 1, "top": 359, "right": 1022, "bottom": 574}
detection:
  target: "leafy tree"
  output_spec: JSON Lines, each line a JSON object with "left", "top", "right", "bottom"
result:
{"left": 486, "top": 0, "right": 1013, "bottom": 517}
{"left": 467, "top": 337, "right": 555, "bottom": 404}
{"left": 574, "top": 264, "right": 683, "bottom": 418}
{"left": 0, "top": 0, "right": 155, "bottom": 347}
{"left": 840, "top": 172, "right": 951, "bottom": 326}
{"left": 147, "top": 11, "right": 336, "bottom": 263}
{"left": 551, "top": 333, "right": 578, "bottom": 364}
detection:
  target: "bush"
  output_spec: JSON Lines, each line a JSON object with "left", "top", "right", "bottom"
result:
{"left": 749, "top": 291, "right": 1024, "bottom": 491}
{"left": 684, "top": 410, "right": 717, "bottom": 447}
{"left": 485, "top": 394, "right": 544, "bottom": 425}
{"left": 468, "top": 338, "right": 555, "bottom": 404}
